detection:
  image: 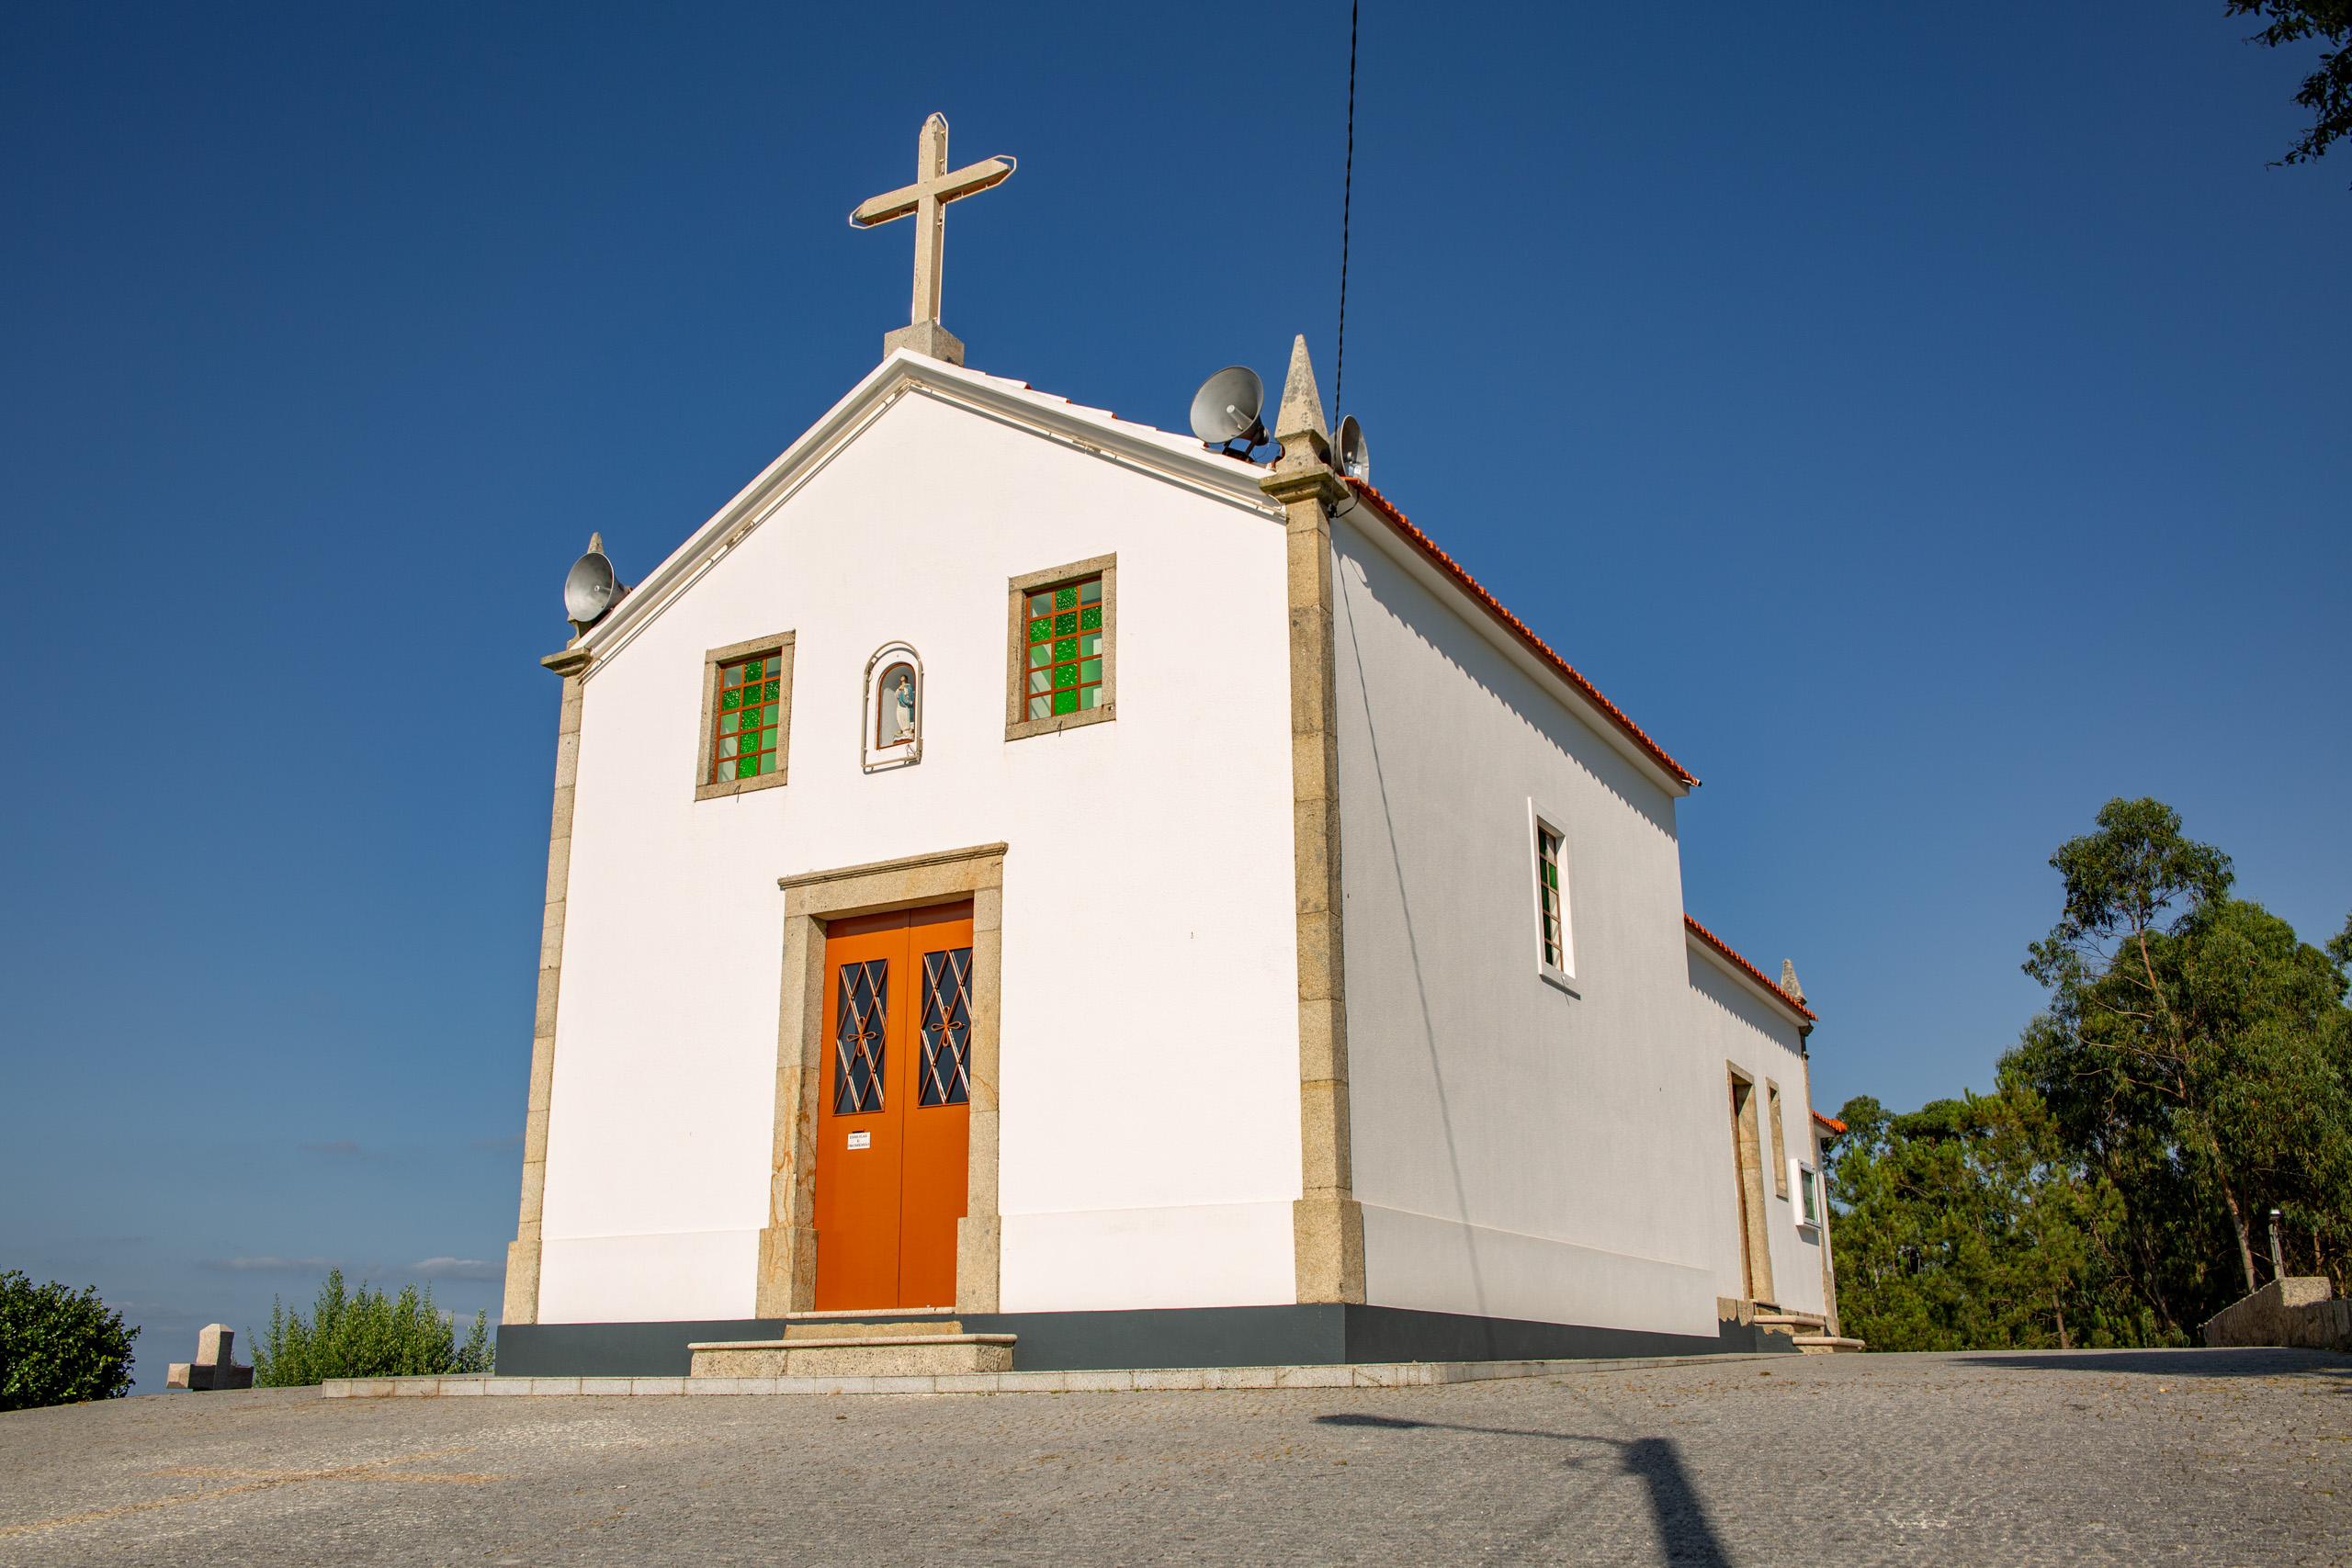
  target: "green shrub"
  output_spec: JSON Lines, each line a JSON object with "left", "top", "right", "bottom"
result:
{"left": 253, "top": 1269, "right": 493, "bottom": 1386}
{"left": 0, "top": 1271, "right": 139, "bottom": 1410}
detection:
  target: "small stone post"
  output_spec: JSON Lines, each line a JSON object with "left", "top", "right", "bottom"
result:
{"left": 165, "top": 1325, "right": 254, "bottom": 1391}
{"left": 2271, "top": 1210, "right": 2287, "bottom": 1280}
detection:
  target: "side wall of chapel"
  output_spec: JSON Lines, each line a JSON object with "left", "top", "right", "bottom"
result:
{"left": 1683, "top": 948, "right": 1830, "bottom": 1319}
{"left": 535, "top": 391, "right": 1305, "bottom": 1324}
{"left": 1328, "top": 509, "right": 1725, "bottom": 1339}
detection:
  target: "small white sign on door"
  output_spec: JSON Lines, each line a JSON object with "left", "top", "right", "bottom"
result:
{"left": 846, "top": 1131, "right": 871, "bottom": 1150}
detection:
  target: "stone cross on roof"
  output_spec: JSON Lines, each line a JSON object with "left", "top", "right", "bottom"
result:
{"left": 850, "top": 113, "right": 1015, "bottom": 368}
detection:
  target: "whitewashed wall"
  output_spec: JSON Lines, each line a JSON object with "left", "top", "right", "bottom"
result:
{"left": 536, "top": 381, "right": 1301, "bottom": 1323}
{"left": 1683, "top": 945, "right": 1828, "bottom": 1318}
{"left": 1330, "top": 510, "right": 1727, "bottom": 1338}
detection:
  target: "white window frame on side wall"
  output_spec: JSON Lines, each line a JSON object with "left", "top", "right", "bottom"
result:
{"left": 1792, "top": 1158, "right": 1822, "bottom": 1231}
{"left": 1528, "top": 797, "right": 1577, "bottom": 995}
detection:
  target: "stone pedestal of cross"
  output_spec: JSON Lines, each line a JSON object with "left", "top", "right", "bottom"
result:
{"left": 850, "top": 113, "right": 1015, "bottom": 367}
{"left": 166, "top": 1324, "right": 254, "bottom": 1391}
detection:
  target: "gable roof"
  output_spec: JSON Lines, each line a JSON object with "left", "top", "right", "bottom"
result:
{"left": 567, "top": 350, "right": 1283, "bottom": 669}
{"left": 1685, "top": 914, "right": 1817, "bottom": 1026}
{"left": 563, "top": 355, "right": 1691, "bottom": 807}
{"left": 1343, "top": 480, "right": 1698, "bottom": 791}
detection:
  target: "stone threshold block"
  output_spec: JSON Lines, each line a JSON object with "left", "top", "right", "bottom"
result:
{"left": 774, "top": 1316, "right": 962, "bottom": 1337}
{"left": 320, "top": 1352, "right": 1780, "bottom": 1399}
{"left": 687, "top": 1332, "right": 1017, "bottom": 1379}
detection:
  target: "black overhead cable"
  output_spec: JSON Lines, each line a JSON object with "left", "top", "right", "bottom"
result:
{"left": 1334, "top": 0, "right": 1358, "bottom": 420}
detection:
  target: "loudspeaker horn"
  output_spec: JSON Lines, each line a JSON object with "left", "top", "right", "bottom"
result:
{"left": 1189, "top": 366, "right": 1268, "bottom": 456}
{"left": 1336, "top": 415, "right": 1370, "bottom": 483}
{"left": 563, "top": 537, "right": 618, "bottom": 631}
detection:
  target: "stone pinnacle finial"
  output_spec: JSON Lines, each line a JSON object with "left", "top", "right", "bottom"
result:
{"left": 588, "top": 532, "right": 604, "bottom": 555}
{"left": 1273, "top": 334, "right": 1330, "bottom": 455}
{"left": 1780, "top": 961, "right": 1805, "bottom": 1005}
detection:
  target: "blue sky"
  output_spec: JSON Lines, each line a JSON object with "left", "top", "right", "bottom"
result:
{"left": 3, "top": 2, "right": 2345, "bottom": 1388}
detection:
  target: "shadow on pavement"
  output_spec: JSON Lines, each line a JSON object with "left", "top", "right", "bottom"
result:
{"left": 1951, "top": 1347, "right": 2351, "bottom": 1381}
{"left": 1316, "top": 1413, "right": 1730, "bottom": 1565}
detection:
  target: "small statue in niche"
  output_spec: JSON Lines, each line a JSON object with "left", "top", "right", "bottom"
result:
{"left": 881, "top": 664, "right": 916, "bottom": 747}
{"left": 863, "top": 647, "right": 922, "bottom": 770}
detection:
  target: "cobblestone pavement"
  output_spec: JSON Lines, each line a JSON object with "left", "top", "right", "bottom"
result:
{"left": 3, "top": 1348, "right": 2347, "bottom": 1566}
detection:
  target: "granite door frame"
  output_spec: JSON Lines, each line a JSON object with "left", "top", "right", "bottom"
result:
{"left": 756, "top": 843, "right": 1007, "bottom": 1316}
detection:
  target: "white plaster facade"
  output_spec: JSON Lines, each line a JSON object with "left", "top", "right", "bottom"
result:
{"left": 537, "top": 355, "right": 1302, "bottom": 1325}
{"left": 1683, "top": 932, "right": 1831, "bottom": 1319}
{"left": 1329, "top": 500, "right": 1829, "bottom": 1334}
{"left": 518, "top": 349, "right": 1835, "bottom": 1337}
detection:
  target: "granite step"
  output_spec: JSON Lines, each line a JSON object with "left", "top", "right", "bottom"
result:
{"left": 688, "top": 1332, "right": 1015, "bottom": 1378}
{"left": 1750, "top": 1312, "right": 1828, "bottom": 1330}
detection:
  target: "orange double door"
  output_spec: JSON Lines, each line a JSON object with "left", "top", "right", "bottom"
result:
{"left": 813, "top": 901, "right": 974, "bottom": 1311}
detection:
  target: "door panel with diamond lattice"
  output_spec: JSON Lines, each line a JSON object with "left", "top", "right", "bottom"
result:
{"left": 813, "top": 901, "right": 973, "bottom": 1311}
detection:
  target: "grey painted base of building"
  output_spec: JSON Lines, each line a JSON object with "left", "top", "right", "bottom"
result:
{"left": 497, "top": 1304, "right": 1796, "bottom": 1380}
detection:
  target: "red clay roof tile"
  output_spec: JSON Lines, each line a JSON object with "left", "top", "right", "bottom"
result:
{"left": 1342, "top": 479, "right": 1698, "bottom": 790}
{"left": 1684, "top": 914, "right": 1818, "bottom": 1024}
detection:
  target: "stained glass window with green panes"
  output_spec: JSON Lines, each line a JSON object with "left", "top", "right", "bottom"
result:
{"left": 1536, "top": 825, "right": 1565, "bottom": 967}
{"left": 1024, "top": 576, "right": 1104, "bottom": 720}
{"left": 714, "top": 654, "right": 782, "bottom": 782}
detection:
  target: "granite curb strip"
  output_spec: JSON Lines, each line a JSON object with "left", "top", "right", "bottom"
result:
{"left": 320, "top": 1353, "right": 1773, "bottom": 1399}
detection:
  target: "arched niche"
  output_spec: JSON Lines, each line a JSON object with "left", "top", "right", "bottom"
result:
{"left": 862, "top": 642, "right": 923, "bottom": 772}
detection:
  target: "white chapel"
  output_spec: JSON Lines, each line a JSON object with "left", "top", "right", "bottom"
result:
{"left": 495, "top": 116, "right": 1849, "bottom": 1376}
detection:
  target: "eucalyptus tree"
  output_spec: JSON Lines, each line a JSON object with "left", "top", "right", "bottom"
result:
{"left": 2012, "top": 798, "right": 2352, "bottom": 1312}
